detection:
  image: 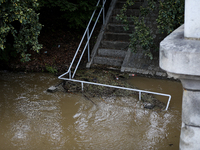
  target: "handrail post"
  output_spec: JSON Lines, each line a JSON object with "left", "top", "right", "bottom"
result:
{"left": 69, "top": 70, "right": 71, "bottom": 79}
{"left": 103, "top": 0, "right": 105, "bottom": 24}
{"left": 81, "top": 82, "right": 84, "bottom": 91}
{"left": 87, "top": 29, "right": 90, "bottom": 62}
{"left": 139, "top": 91, "right": 141, "bottom": 100}
{"left": 165, "top": 96, "right": 171, "bottom": 111}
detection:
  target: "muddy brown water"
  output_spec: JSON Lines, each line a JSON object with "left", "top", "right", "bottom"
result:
{"left": 0, "top": 71, "right": 182, "bottom": 150}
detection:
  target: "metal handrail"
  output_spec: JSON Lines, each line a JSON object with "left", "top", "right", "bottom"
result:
{"left": 58, "top": 0, "right": 172, "bottom": 111}
{"left": 60, "top": 0, "right": 106, "bottom": 79}
{"left": 58, "top": 75, "right": 171, "bottom": 111}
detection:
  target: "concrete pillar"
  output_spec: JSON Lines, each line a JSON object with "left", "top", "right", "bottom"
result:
{"left": 160, "top": 0, "right": 200, "bottom": 148}
{"left": 184, "top": 0, "right": 200, "bottom": 39}
{"left": 179, "top": 76, "right": 200, "bottom": 149}
{"left": 160, "top": 24, "right": 200, "bottom": 149}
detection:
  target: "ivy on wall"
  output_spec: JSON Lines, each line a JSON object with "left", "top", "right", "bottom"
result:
{"left": 116, "top": 0, "right": 184, "bottom": 59}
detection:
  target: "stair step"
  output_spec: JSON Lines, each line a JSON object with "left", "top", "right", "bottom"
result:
{"left": 100, "top": 40, "right": 129, "bottom": 50}
{"left": 109, "top": 16, "right": 134, "bottom": 24}
{"left": 103, "top": 32, "right": 130, "bottom": 41}
{"left": 93, "top": 56, "right": 123, "bottom": 66}
{"left": 98, "top": 48, "right": 127, "bottom": 57}
{"left": 112, "top": 9, "right": 140, "bottom": 17}
{"left": 90, "top": 0, "right": 144, "bottom": 68}
{"left": 106, "top": 24, "right": 134, "bottom": 33}
{"left": 115, "top": 1, "right": 143, "bottom": 9}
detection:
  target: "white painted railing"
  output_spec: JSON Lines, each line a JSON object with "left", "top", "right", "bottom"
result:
{"left": 58, "top": 0, "right": 171, "bottom": 111}
{"left": 58, "top": 75, "right": 171, "bottom": 111}
{"left": 59, "top": 0, "right": 106, "bottom": 79}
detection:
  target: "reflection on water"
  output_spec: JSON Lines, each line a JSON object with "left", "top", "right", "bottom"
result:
{"left": 0, "top": 72, "right": 182, "bottom": 150}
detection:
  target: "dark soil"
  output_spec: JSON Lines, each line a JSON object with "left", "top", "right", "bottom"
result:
{"left": 4, "top": 22, "right": 101, "bottom": 73}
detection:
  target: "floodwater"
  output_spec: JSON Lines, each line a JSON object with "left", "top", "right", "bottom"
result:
{"left": 0, "top": 71, "right": 182, "bottom": 150}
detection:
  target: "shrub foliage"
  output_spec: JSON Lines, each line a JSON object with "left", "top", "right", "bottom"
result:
{"left": 0, "top": 0, "right": 42, "bottom": 62}
{"left": 116, "top": 0, "right": 184, "bottom": 59}
{"left": 0, "top": 0, "right": 97, "bottom": 62}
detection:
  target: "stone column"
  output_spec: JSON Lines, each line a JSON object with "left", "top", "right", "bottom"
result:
{"left": 160, "top": 1, "right": 200, "bottom": 149}
{"left": 184, "top": 0, "right": 200, "bottom": 39}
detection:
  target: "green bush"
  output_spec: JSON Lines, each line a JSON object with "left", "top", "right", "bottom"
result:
{"left": 157, "top": 0, "right": 184, "bottom": 34}
{"left": 0, "top": 0, "right": 42, "bottom": 62}
{"left": 45, "top": 65, "right": 57, "bottom": 73}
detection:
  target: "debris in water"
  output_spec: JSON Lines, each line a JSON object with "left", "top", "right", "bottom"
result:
{"left": 143, "top": 102, "right": 155, "bottom": 109}
{"left": 47, "top": 86, "right": 58, "bottom": 93}
{"left": 129, "top": 74, "right": 136, "bottom": 77}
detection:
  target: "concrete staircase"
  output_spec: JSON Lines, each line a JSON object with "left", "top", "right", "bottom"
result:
{"left": 87, "top": 0, "right": 144, "bottom": 68}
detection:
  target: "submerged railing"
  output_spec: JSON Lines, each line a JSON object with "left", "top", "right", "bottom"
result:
{"left": 58, "top": 76, "right": 171, "bottom": 111}
{"left": 58, "top": 0, "right": 171, "bottom": 111}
